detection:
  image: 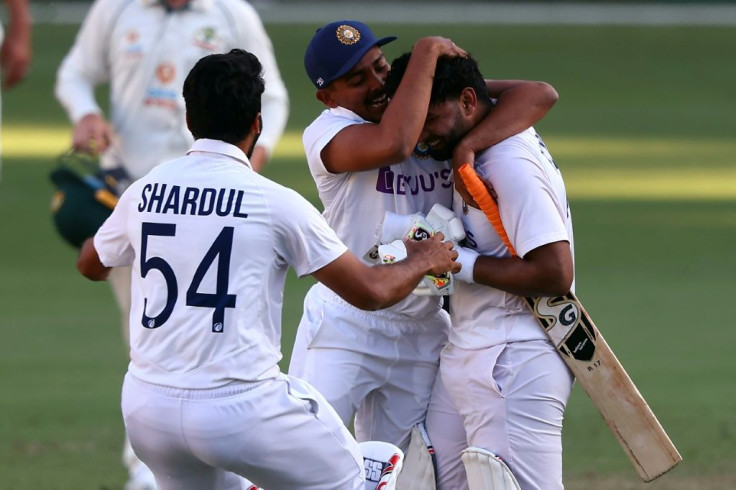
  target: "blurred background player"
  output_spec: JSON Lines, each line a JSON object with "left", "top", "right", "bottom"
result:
{"left": 289, "top": 19, "right": 559, "bottom": 486}
{"left": 0, "top": 0, "right": 32, "bottom": 181}
{"left": 388, "top": 52, "right": 575, "bottom": 490}
{"left": 76, "top": 48, "right": 459, "bottom": 490}
{"left": 54, "top": 1, "right": 288, "bottom": 488}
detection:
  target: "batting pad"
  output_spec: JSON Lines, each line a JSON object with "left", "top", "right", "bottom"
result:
{"left": 462, "top": 447, "right": 521, "bottom": 490}
{"left": 360, "top": 441, "right": 404, "bottom": 490}
{"left": 396, "top": 424, "right": 437, "bottom": 490}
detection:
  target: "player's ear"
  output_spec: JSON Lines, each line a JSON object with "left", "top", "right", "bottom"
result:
{"left": 460, "top": 88, "right": 477, "bottom": 117}
{"left": 316, "top": 87, "right": 339, "bottom": 108}
{"left": 251, "top": 113, "right": 262, "bottom": 135}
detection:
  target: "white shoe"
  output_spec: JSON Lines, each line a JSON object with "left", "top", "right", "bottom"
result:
{"left": 124, "top": 463, "right": 158, "bottom": 490}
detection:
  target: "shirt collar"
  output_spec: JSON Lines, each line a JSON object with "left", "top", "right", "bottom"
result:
{"left": 140, "top": 0, "right": 212, "bottom": 12}
{"left": 187, "top": 138, "right": 252, "bottom": 170}
{"left": 330, "top": 106, "right": 367, "bottom": 123}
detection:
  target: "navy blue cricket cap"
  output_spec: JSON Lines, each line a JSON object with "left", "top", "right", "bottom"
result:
{"left": 305, "top": 20, "right": 397, "bottom": 88}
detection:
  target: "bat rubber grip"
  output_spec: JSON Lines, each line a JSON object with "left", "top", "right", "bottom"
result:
{"left": 457, "top": 163, "right": 517, "bottom": 257}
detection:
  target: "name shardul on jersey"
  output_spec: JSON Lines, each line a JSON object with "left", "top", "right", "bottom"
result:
{"left": 138, "top": 183, "right": 249, "bottom": 218}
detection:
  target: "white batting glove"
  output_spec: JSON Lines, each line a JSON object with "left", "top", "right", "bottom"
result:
{"left": 454, "top": 246, "right": 480, "bottom": 283}
{"left": 379, "top": 211, "right": 434, "bottom": 243}
{"left": 375, "top": 206, "right": 465, "bottom": 296}
{"left": 378, "top": 239, "right": 455, "bottom": 296}
{"left": 425, "top": 203, "right": 466, "bottom": 244}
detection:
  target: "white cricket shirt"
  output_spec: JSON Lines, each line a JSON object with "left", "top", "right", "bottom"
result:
{"left": 94, "top": 139, "right": 348, "bottom": 388}
{"left": 304, "top": 106, "right": 454, "bottom": 316}
{"left": 450, "top": 127, "right": 575, "bottom": 349}
{"left": 55, "top": 0, "right": 288, "bottom": 180}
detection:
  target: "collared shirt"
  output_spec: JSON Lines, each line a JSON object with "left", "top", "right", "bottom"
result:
{"left": 55, "top": 0, "right": 288, "bottom": 180}
{"left": 450, "top": 127, "right": 575, "bottom": 349}
{"left": 303, "top": 106, "right": 454, "bottom": 317}
{"left": 94, "top": 139, "right": 347, "bottom": 388}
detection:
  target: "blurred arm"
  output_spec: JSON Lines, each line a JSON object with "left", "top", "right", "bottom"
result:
{"left": 1, "top": 0, "right": 32, "bottom": 89}
{"left": 77, "top": 237, "right": 112, "bottom": 281}
{"left": 233, "top": 1, "right": 289, "bottom": 172}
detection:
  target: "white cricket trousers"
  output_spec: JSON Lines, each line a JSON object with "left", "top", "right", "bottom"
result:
{"left": 431, "top": 340, "right": 574, "bottom": 490}
{"left": 289, "top": 284, "right": 450, "bottom": 452}
{"left": 122, "top": 372, "right": 365, "bottom": 490}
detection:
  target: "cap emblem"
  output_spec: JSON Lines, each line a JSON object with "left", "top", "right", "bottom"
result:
{"left": 336, "top": 25, "right": 361, "bottom": 45}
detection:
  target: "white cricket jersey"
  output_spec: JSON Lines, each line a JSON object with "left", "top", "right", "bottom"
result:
{"left": 55, "top": 0, "right": 288, "bottom": 180}
{"left": 450, "top": 127, "right": 575, "bottom": 349}
{"left": 94, "top": 139, "right": 348, "bottom": 388}
{"left": 304, "top": 106, "right": 454, "bottom": 316}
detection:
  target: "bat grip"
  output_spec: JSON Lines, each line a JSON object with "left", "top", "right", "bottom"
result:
{"left": 457, "top": 163, "right": 518, "bottom": 257}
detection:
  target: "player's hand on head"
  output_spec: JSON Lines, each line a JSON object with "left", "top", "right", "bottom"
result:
{"left": 404, "top": 233, "right": 460, "bottom": 276}
{"left": 414, "top": 36, "right": 467, "bottom": 59}
{"left": 72, "top": 113, "right": 115, "bottom": 155}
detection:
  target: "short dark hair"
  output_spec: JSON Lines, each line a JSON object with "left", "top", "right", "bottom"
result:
{"left": 386, "top": 53, "right": 489, "bottom": 105}
{"left": 183, "top": 49, "right": 264, "bottom": 145}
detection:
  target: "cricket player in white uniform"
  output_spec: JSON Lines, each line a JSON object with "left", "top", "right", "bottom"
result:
{"left": 54, "top": 1, "right": 288, "bottom": 486}
{"left": 76, "top": 49, "right": 459, "bottom": 490}
{"left": 289, "top": 19, "right": 561, "bottom": 487}
{"left": 388, "top": 53, "right": 576, "bottom": 489}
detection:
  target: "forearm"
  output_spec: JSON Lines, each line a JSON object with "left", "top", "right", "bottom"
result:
{"left": 249, "top": 146, "right": 268, "bottom": 173}
{"left": 257, "top": 85, "right": 289, "bottom": 157}
{"left": 469, "top": 242, "right": 573, "bottom": 298}
{"left": 55, "top": 56, "right": 103, "bottom": 123}
{"left": 379, "top": 39, "right": 448, "bottom": 156}
{"left": 6, "top": 0, "right": 31, "bottom": 34}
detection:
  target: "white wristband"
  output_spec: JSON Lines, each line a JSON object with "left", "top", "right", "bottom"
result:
{"left": 455, "top": 246, "right": 480, "bottom": 283}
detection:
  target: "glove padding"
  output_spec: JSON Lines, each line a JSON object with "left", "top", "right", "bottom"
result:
{"left": 375, "top": 204, "right": 464, "bottom": 296}
{"left": 380, "top": 204, "right": 466, "bottom": 245}
{"left": 377, "top": 240, "right": 454, "bottom": 296}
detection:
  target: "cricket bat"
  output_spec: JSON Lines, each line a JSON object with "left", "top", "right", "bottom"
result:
{"left": 457, "top": 163, "right": 682, "bottom": 482}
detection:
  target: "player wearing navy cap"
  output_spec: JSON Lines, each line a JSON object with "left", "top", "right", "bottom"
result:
{"left": 76, "top": 48, "right": 459, "bottom": 490}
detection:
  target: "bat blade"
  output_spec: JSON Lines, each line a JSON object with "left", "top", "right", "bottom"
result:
{"left": 527, "top": 292, "right": 682, "bottom": 481}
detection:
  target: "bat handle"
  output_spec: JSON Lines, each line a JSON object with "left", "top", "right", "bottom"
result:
{"left": 457, "top": 163, "right": 518, "bottom": 257}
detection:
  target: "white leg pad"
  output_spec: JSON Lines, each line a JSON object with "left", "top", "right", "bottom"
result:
{"left": 461, "top": 447, "right": 521, "bottom": 490}
{"left": 360, "top": 441, "right": 404, "bottom": 490}
{"left": 396, "top": 423, "right": 437, "bottom": 490}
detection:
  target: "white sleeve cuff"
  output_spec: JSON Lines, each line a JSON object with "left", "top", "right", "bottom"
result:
{"left": 455, "top": 246, "right": 479, "bottom": 283}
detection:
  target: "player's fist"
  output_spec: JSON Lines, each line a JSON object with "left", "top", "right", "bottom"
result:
{"left": 404, "top": 234, "right": 460, "bottom": 296}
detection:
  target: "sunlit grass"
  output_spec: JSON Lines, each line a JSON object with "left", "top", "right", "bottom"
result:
{"left": 6, "top": 127, "right": 734, "bottom": 201}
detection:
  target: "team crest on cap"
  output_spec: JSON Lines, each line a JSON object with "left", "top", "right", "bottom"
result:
{"left": 413, "top": 142, "right": 431, "bottom": 160}
{"left": 336, "top": 25, "right": 361, "bottom": 45}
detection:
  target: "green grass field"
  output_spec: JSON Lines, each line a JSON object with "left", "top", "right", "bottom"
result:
{"left": 0, "top": 22, "right": 734, "bottom": 489}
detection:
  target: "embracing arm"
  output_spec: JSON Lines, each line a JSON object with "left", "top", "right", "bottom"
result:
{"left": 467, "top": 241, "right": 573, "bottom": 298}
{"left": 461, "top": 80, "right": 558, "bottom": 151}
{"left": 321, "top": 37, "right": 464, "bottom": 173}
{"left": 453, "top": 80, "right": 558, "bottom": 203}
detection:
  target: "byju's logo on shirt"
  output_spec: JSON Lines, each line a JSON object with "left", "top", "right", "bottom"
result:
{"left": 375, "top": 166, "right": 452, "bottom": 195}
